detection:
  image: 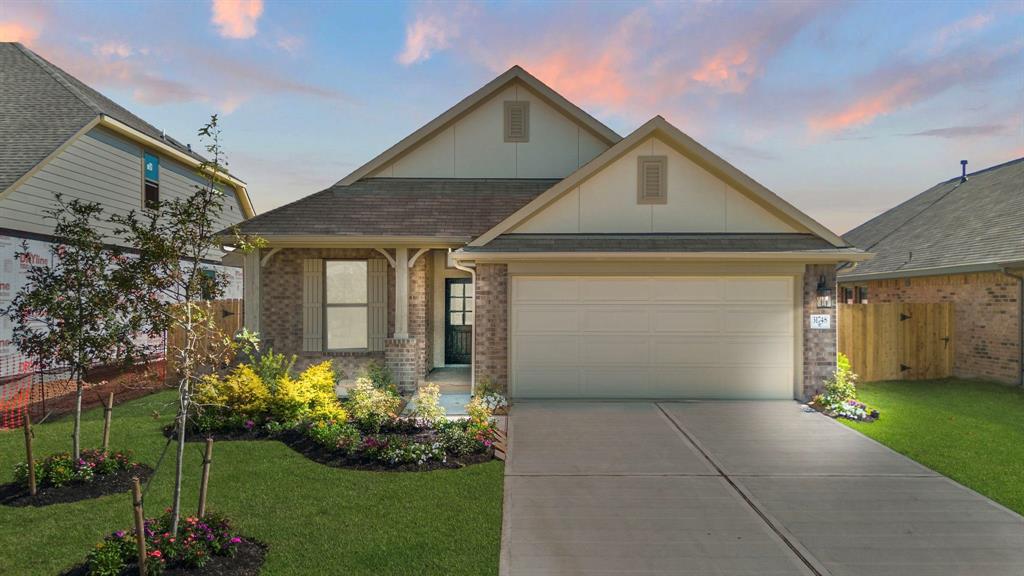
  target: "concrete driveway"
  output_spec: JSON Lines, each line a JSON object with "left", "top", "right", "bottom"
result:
{"left": 501, "top": 401, "right": 1024, "bottom": 576}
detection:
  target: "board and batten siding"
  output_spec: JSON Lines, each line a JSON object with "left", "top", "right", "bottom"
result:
{"left": 370, "top": 81, "right": 610, "bottom": 180}
{"left": 511, "top": 136, "right": 800, "bottom": 235}
{"left": 0, "top": 125, "right": 246, "bottom": 246}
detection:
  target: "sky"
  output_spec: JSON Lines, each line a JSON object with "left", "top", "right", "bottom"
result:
{"left": 1, "top": 0, "right": 1021, "bottom": 234}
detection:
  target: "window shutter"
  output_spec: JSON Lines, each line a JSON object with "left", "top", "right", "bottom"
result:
{"left": 302, "top": 259, "right": 323, "bottom": 352}
{"left": 504, "top": 101, "right": 530, "bottom": 142}
{"left": 367, "top": 258, "right": 388, "bottom": 352}
{"left": 637, "top": 156, "right": 667, "bottom": 204}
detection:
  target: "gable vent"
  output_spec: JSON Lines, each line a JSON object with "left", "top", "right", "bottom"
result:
{"left": 637, "top": 156, "right": 667, "bottom": 204}
{"left": 504, "top": 101, "right": 530, "bottom": 143}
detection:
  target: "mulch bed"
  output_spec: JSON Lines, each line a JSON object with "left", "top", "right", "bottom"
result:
{"left": 806, "top": 402, "right": 879, "bottom": 423}
{"left": 0, "top": 464, "right": 154, "bottom": 507}
{"left": 162, "top": 425, "right": 494, "bottom": 472}
{"left": 61, "top": 539, "right": 267, "bottom": 576}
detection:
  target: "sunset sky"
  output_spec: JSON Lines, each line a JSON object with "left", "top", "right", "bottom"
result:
{"left": 2, "top": 0, "right": 1021, "bottom": 234}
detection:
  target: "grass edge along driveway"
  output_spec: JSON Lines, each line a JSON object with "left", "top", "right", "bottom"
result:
{"left": 843, "top": 378, "right": 1024, "bottom": 515}
{"left": 0, "top": 390, "right": 504, "bottom": 576}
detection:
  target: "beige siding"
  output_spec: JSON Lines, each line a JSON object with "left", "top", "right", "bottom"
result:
{"left": 0, "top": 126, "right": 246, "bottom": 246}
{"left": 370, "top": 80, "right": 610, "bottom": 179}
{"left": 513, "top": 136, "right": 800, "bottom": 234}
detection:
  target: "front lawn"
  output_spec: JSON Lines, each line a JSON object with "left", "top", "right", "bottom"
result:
{"left": 842, "top": 378, "right": 1024, "bottom": 515}
{"left": 0, "top": 390, "right": 504, "bottom": 575}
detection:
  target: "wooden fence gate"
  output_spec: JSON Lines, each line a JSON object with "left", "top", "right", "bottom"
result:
{"left": 166, "top": 299, "right": 243, "bottom": 382}
{"left": 838, "top": 302, "right": 954, "bottom": 382}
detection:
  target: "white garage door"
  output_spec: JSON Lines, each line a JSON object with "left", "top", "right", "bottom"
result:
{"left": 510, "top": 276, "right": 796, "bottom": 399}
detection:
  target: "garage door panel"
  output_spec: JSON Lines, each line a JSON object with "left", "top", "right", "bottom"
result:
{"left": 581, "top": 308, "right": 650, "bottom": 332}
{"left": 516, "top": 368, "right": 580, "bottom": 397}
{"left": 650, "top": 337, "right": 723, "bottom": 365}
{"left": 516, "top": 335, "right": 579, "bottom": 365}
{"left": 650, "top": 278, "right": 723, "bottom": 302}
{"left": 718, "top": 366, "right": 793, "bottom": 398}
{"left": 515, "top": 307, "right": 579, "bottom": 333}
{"left": 722, "top": 336, "right": 793, "bottom": 366}
{"left": 580, "top": 278, "right": 650, "bottom": 302}
{"left": 651, "top": 307, "right": 723, "bottom": 333}
{"left": 650, "top": 368, "right": 722, "bottom": 397}
{"left": 724, "top": 278, "right": 791, "bottom": 302}
{"left": 513, "top": 278, "right": 579, "bottom": 302}
{"left": 579, "top": 335, "right": 650, "bottom": 364}
{"left": 582, "top": 367, "right": 650, "bottom": 397}
{"left": 724, "top": 307, "right": 793, "bottom": 335}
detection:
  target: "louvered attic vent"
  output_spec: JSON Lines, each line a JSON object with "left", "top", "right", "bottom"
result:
{"left": 637, "top": 156, "right": 667, "bottom": 204}
{"left": 504, "top": 101, "right": 530, "bottom": 142}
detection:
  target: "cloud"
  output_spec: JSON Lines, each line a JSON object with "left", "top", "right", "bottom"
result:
{"left": 211, "top": 0, "right": 264, "bottom": 40}
{"left": 275, "top": 35, "right": 304, "bottom": 54}
{"left": 930, "top": 11, "right": 994, "bottom": 54}
{"left": 92, "top": 41, "right": 133, "bottom": 58}
{"left": 808, "top": 42, "right": 1023, "bottom": 133}
{"left": 0, "top": 20, "right": 41, "bottom": 45}
{"left": 397, "top": 13, "right": 458, "bottom": 65}
{"left": 904, "top": 124, "right": 1007, "bottom": 139}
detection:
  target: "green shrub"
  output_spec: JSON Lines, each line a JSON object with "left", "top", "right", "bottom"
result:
{"left": 252, "top": 349, "right": 296, "bottom": 393}
{"left": 195, "top": 365, "right": 270, "bottom": 418}
{"left": 360, "top": 360, "right": 396, "bottom": 393}
{"left": 14, "top": 449, "right": 134, "bottom": 489}
{"left": 306, "top": 419, "right": 361, "bottom": 451}
{"left": 347, "top": 378, "right": 401, "bottom": 432}
{"left": 85, "top": 537, "right": 134, "bottom": 576}
{"left": 268, "top": 361, "right": 348, "bottom": 423}
{"left": 411, "top": 383, "right": 446, "bottom": 427}
{"left": 437, "top": 421, "right": 478, "bottom": 456}
{"left": 822, "top": 352, "right": 859, "bottom": 406}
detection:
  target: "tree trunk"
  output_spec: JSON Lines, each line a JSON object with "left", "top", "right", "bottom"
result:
{"left": 72, "top": 374, "right": 83, "bottom": 461}
{"left": 169, "top": 389, "right": 188, "bottom": 536}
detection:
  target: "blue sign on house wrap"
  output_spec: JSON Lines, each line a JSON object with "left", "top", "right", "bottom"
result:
{"left": 144, "top": 152, "right": 159, "bottom": 182}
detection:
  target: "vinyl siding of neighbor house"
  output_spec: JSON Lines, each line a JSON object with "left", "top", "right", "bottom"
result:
{"left": 0, "top": 125, "right": 245, "bottom": 247}
{"left": 369, "top": 81, "right": 610, "bottom": 179}
{"left": 511, "top": 136, "right": 799, "bottom": 235}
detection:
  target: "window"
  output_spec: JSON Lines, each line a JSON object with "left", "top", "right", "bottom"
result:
{"left": 143, "top": 152, "right": 160, "bottom": 209}
{"left": 448, "top": 282, "right": 474, "bottom": 326}
{"left": 504, "top": 101, "right": 530, "bottom": 142}
{"left": 324, "top": 261, "right": 368, "bottom": 350}
{"left": 637, "top": 156, "right": 667, "bottom": 204}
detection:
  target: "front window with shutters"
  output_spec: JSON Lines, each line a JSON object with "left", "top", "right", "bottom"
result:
{"left": 637, "top": 156, "right": 667, "bottom": 205}
{"left": 324, "top": 260, "right": 368, "bottom": 350}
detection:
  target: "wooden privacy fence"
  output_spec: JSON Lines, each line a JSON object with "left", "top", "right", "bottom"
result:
{"left": 166, "top": 299, "right": 243, "bottom": 382}
{"left": 838, "top": 302, "right": 954, "bottom": 382}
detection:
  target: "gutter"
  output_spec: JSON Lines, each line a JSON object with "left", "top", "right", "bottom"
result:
{"left": 840, "top": 260, "right": 1024, "bottom": 283}
{"left": 450, "top": 251, "right": 477, "bottom": 395}
{"left": 1002, "top": 266, "right": 1024, "bottom": 386}
{"left": 454, "top": 250, "right": 872, "bottom": 263}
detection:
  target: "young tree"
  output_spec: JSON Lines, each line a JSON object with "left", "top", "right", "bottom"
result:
{"left": 4, "top": 196, "right": 142, "bottom": 460}
{"left": 113, "top": 115, "right": 260, "bottom": 535}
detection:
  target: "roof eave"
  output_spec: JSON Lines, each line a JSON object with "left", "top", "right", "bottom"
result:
{"left": 839, "top": 259, "right": 1024, "bottom": 282}
{"left": 454, "top": 249, "right": 872, "bottom": 263}
{"left": 219, "top": 234, "right": 470, "bottom": 248}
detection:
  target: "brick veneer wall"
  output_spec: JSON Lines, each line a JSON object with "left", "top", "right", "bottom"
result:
{"left": 804, "top": 264, "right": 838, "bottom": 399}
{"left": 474, "top": 263, "right": 508, "bottom": 391}
{"left": 848, "top": 272, "right": 1022, "bottom": 383}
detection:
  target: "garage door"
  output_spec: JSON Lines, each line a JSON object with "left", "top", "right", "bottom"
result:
{"left": 510, "top": 276, "right": 796, "bottom": 399}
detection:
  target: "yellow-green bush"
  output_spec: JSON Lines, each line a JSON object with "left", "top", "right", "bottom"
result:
{"left": 347, "top": 377, "right": 401, "bottom": 432}
{"left": 267, "top": 361, "right": 347, "bottom": 423}
{"left": 195, "top": 364, "right": 269, "bottom": 417}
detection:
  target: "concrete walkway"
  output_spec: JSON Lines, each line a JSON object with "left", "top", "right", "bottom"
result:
{"left": 501, "top": 401, "right": 1024, "bottom": 576}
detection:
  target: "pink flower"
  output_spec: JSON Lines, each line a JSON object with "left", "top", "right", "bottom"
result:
{"left": 230, "top": 537, "right": 242, "bottom": 544}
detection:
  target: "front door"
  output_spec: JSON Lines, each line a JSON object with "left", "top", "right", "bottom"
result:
{"left": 445, "top": 278, "right": 473, "bottom": 364}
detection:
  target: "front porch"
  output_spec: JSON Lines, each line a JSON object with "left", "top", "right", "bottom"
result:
{"left": 404, "top": 366, "right": 472, "bottom": 416}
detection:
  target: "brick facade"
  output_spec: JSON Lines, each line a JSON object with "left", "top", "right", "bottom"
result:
{"left": 803, "top": 264, "right": 838, "bottom": 399}
{"left": 474, "top": 263, "right": 509, "bottom": 391}
{"left": 260, "top": 247, "right": 434, "bottom": 386}
{"left": 844, "top": 272, "right": 1022, "bottom": 384}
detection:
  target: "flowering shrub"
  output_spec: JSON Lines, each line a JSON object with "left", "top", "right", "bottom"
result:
{"left": 346, "top": 377, "right": 401, "bottom": 432}
{"left": 436, "top": 420, "right": 490, "bottom": 456}
{"left": 831, "top": 399, "right": 879, "bottom": 421}
{"left": 85, "top": 511, "right": 245, "bottom": 575}
{"left": 411, "top": 383, "right": 446, "bottom": 427}
{"left": 382, "top": 439, "right": 447, "bottom": 466}
{"left": 478, "top": 392, "right": 508, "bottom": 413}
{"left": 13, "top": 449, "right": 135, "bottom": 489}
{"left": 814, "top": 354, "right": 879, "bottom": 421}
{"left": 195, "top": 364, "right": 269, "bottom": 418}
{"left": 307, "top": 419, "right": 361, "bottom": 451}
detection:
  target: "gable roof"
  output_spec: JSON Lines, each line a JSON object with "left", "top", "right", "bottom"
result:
{"left": 470, "top": 116, "right": 850, "bottom": 248}
{"left": 336, "top": 65, "right": 622, "bottom": 186}
{"left": 228, "top": 178, "right": 558, "bottom": 244}
{"left": 839, "top": 157, "right": 1024, "bottom": 280}
{"left": 0, "top": 42, "right": 254, "bottom": 217}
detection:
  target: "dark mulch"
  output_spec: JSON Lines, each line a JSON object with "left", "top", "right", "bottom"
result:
{"left": 61, "top": 539, "right": 267, "bottom": 576}
{"left": 162, "top": 424, "right": 494, "bottom": 472}
{"left": 0, "top": 464, "right": 154, "bottom": 507}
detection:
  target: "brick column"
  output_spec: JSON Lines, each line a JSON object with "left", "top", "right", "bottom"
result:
{"left": 385, "top": 338, "right": 419, "bottom": 393}
{"left": 475, "top": 264, "right": 508, "bottom": 393}
{"left": 385, "top": 249, "right": 432, "bottom": 393}
{"left": 803, "top": 264, "right": 838, "bottom": 399}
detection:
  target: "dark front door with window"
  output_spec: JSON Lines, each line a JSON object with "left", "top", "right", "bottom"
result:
{"left": 445, "top": 278, "right": 473, "bottom": 364}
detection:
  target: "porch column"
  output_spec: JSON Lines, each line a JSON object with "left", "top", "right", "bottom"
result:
{"left": 394, "top": 247, "right": 409, "bottom": 339}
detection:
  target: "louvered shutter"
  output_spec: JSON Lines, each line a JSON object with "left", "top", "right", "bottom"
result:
{"left": 504, "top": 101, "right": 530, "bottom": 142}
{"left": 637, "top": 156, "right": 667, "bottom": 204}
{"left": 367, "top": 258, "right": 388, "bottom": 352}
{"left": 302, "top": 259, "right": 323, "bottom": 352}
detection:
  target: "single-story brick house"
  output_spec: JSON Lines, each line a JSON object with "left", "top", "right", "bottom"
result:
{"left": 225, "top": 66, "right": 869, "bottom": 400}
{"left": 839, "top": 158, "right": 1024, "bottom": 385}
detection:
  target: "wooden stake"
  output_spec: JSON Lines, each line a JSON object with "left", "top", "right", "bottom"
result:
{"left": 102, "top": 392, "right": 115, "bottom": 453}
{"left": 23, "top": 410, "right": 36, "bottom": 497}
{"left": 132, "top": 477, "right": 147, "bottom": 576}
{"left": 197, "top": 438, "right": 213, "bottom": 518}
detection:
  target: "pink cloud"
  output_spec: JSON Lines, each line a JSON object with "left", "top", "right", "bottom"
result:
{"left": 689, "top": 46, "right": 755, "bottom": 93}
{"left": 0, "top": 20, "right": 41, "bottom": 45}
{"left": 92, "top": 41, "right": 133, "bottom": 58}
{"left": 211, "top": 0, "right": 264, "bottom": 40}
{"left": 397, "top": 13, "right": 457, "bottom": 65}
{"left": 930, "top": 11, "right": 994, "bottom": 53}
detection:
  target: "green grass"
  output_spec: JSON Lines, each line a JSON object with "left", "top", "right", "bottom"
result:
{"left": 843, "top": 378, "right": 1024, "bottom": 515}
{"left": 0, "top": 391, "right": 504, "bottom": 575}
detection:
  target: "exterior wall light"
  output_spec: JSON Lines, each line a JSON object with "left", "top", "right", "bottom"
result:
{"left": 816, "top": 275, "right": 834, "bottom": 309}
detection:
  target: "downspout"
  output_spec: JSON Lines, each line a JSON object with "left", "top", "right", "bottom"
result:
{"left": 451, "top": 250, "right": 477, "bottom": 395}
{"left": 1002, "top": 266, "right": 1024, "bottom": 386}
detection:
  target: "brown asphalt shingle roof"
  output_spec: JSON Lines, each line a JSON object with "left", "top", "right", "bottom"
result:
{"left": 231, "top": 178, "right": 560, "bottom": 239}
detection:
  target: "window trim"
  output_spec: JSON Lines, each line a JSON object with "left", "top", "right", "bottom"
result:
{"left": 322, "top": 259, "right": 370, "bottom": 352}
{"left": 503, "top": 101, "right": 530, "bottom": 143}
{"left": 636, "top": 155, "right": 667, "bottom": 205}
{"left": 142, "top": 150, "right": 160, "bottom": 210}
